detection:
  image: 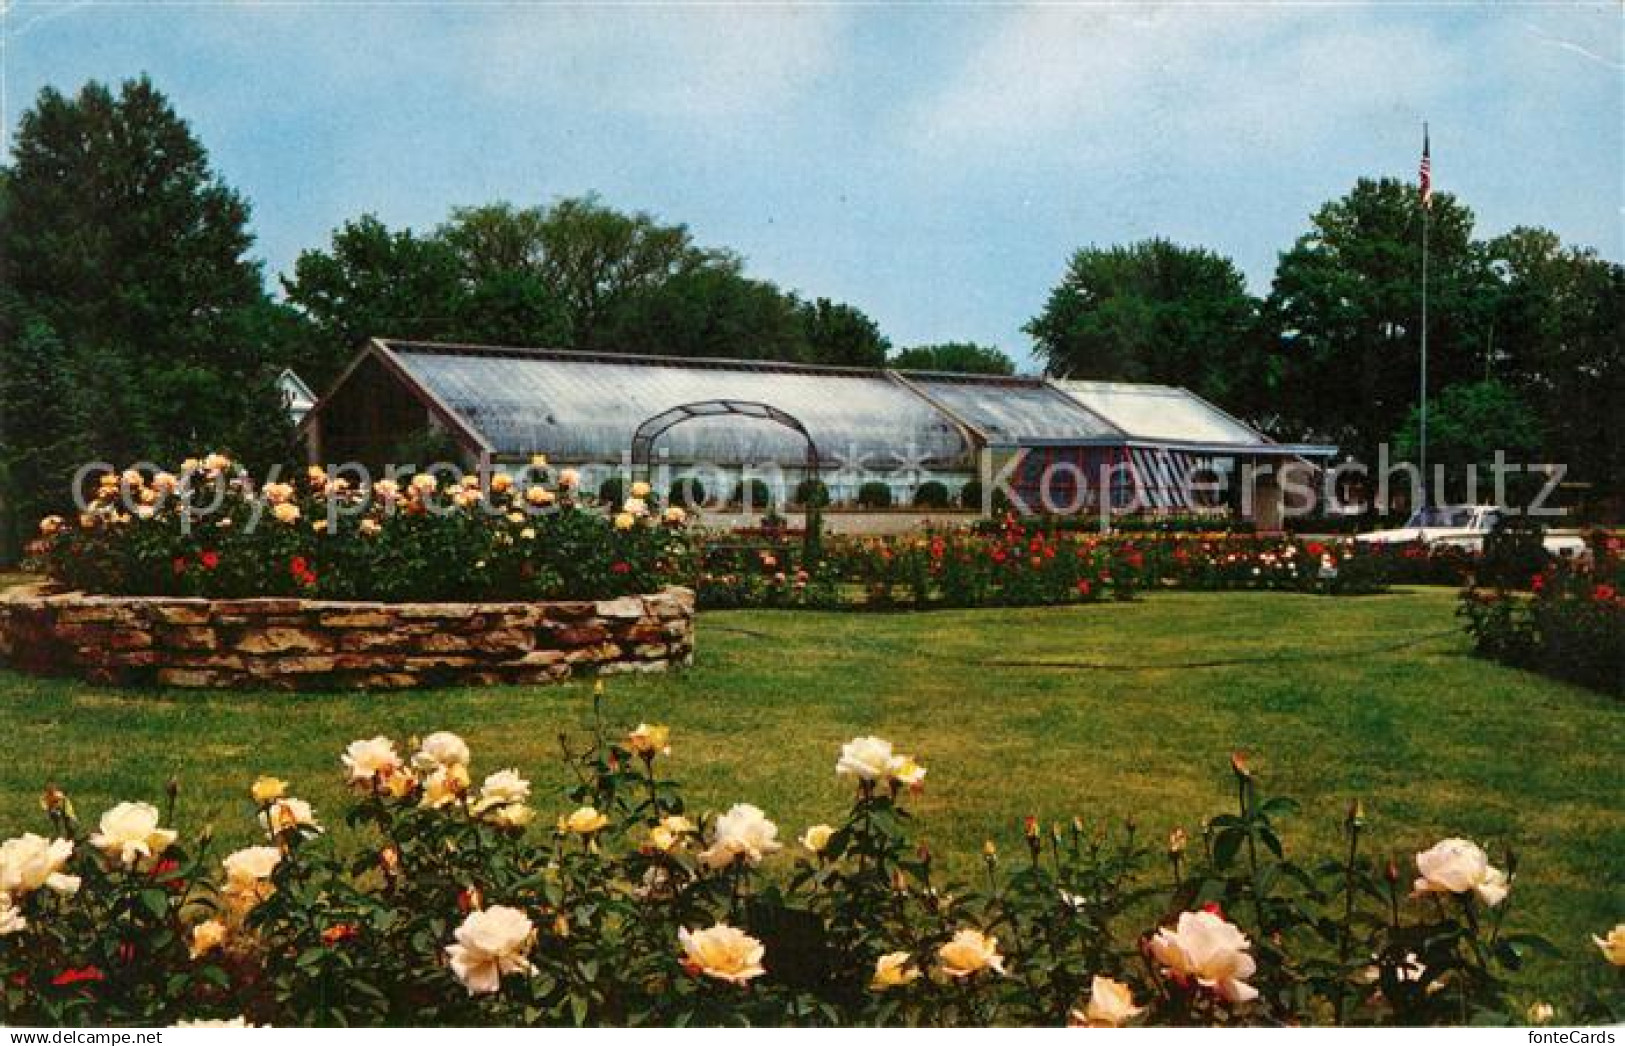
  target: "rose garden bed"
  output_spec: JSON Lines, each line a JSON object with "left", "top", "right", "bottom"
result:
{"left": 0, "top": 584, "right": 694, "bottom": 690}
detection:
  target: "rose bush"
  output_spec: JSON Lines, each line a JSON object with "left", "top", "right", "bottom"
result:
{"left": 1459, "top": 543, "right": 1623, "bottom": 696}
{"left": 0, "top": 694, "right": 1613, "bottom": 1027}
{"left": 27, "top": 455, "right": 691, "bottom": 602}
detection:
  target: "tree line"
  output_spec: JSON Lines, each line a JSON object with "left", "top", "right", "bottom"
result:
{"left": 2, "top": 77, "right": 1619, "bottom": 556}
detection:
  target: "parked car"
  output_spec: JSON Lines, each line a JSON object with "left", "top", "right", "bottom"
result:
{"left": 1354, "top": 505, "right": 1587, "bottom": 558}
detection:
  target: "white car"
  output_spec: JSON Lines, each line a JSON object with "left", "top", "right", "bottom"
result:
{"left": 1354, "top": 505, "right": 1587, "bottom": 559}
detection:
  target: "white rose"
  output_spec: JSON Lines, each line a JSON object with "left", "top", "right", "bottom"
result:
{"left": 698, "top": 803, "right": 782, "bottom": 869}
{"left": 1413, "top": 838, "right": 1510, "bottom": 907}
{"left": 476, "top": 769, "right": 531, "bottom": 807}
{"left": 415, "top": 731, "right": 471, "bottom": 771}
{"left": 89, "top": 802, "right": 178, "bottom": 868}
{"left": 0, "top": 834, "right": 79, "bottom": 897}
{"left": 1149, "top": 910, "right": 1258, "bottom": 1004}
{"left": 836, "top": 736, "right": 895, "bottom": 782}
{"left": 341, "top": 736, "right": 401, "bottom": 783}
{"left": 445, "top": 905, "right": 537, "bottom": 995}
{"left": 174, "top": 1017, "right": 251, "bottom": 1028}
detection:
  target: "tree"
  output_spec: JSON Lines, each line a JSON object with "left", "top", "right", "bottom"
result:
{"left": 890, "top": 342, "right": 1016, "bottom": 375}
{"left": 1025, "top": 239, "right": 1262, "bottom": 415}
{"left": 797, "top": 298, "right": 890, "bottom": 367}
{"left": 1264, "top": 178, "right": 1496, "bottom": 465}
{"left": 0, "top": 303, "right": 94, "bottom": 559}
{"left": 598, "top": 267, "right": 808, "bottom": 360}
{"left": 0, "top": 77, "right": 290, "bottom": 494}
{"left": 528, "top": 195, "right": 735, "bottom": 348}
{"left": 282, "top": 215, "right": 468, "bottom": 378}
{"left": 1391, "top": 380, "right": 1541, "bottom": 503}
{"left": 1481, "top": 228, "right": 1623, "bottom": 499}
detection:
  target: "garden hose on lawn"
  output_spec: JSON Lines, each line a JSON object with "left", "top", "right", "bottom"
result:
{"left": 703, "top": 624, "right": 1464, "bottom": 672}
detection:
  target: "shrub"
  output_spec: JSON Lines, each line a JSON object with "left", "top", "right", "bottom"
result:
{"left": 26, "top": 455, "right": 691, "bottom": 602}
{"left": 597, "top": 476, "right": 627, "bottom": 507}
{"left": 668, "top": 477, "right": 707, "bottom": 509}
{"left": 732, "top": 478, "right": 774, "bottom": 512}
{"left": 856, "top": 482, "right": 893, "bottom": 510}
{"left": 957, "top": 480, "right": 1011, "bottom": 513}
{"left": 793, "top": 478, "right": 830, "bottom": 509}
{"left": 912, "top": 481, "right": 950, "bottom": 509}
{"left": 1460, "top": 551, "right": 1623, "bottom": 695}
{"left": 0, "top": 718, "right": 1576, "bottom": 1026}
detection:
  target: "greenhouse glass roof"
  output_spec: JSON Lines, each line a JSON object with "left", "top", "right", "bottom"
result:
{"left": 383, "top": 341, "right": 973, "bottom": 467}
{"left": 901, "top": 374, "right": 1121, "bottom": 444}
{"left": 1052, "top": 381, "right": 1269, "bottom": 447}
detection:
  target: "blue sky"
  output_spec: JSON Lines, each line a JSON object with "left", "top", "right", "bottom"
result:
{"left": 5, "top": 2, "right": 1620, "bottom": 371}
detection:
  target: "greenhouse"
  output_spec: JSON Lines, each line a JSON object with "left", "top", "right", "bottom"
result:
{"left": 299, "top": 338, "right": 1335, "bottom": 518}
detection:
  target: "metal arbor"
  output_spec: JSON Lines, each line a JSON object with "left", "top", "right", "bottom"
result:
{"left": 628, "top": 400, "right": 822, "bottom": 482}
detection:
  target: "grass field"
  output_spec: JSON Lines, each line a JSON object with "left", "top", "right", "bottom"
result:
{"left": 0, "top": 585, "right": 1619, "bottom": 1008}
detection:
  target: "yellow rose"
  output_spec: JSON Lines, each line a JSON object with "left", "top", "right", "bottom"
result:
{"left": 271, "top": 502, "right": 300, "bottom": 525}
{"left": 490, "top": 473, "right": 513, "bottom": 494}
{"left": 662, "top": 506, "right": 687, "bottom": 525}
{"left": 1595, "top": 924, "right": 1625, "bottom": 966}
{"left": 629, "top": 481, "right": 652, "bottom": 499}
{"left": 525, "top": 486, "right": 555, "bottom": 506}
{"left": 559, "top": 468, "right": 580, "bottom": 488}
{"left": 38, "top": 515, "right": 65, "bottom": 535}
{"left": 421, "top": 763, "right": 472, "bottom": 809}
{"left": 259, "top": 797, "right": 322, "bottom": 837}
{"left": 530, "top": 453, "right": 548, "bottom": 468}
{"left": 558, "top": 806, "right": 609, "bottom": 835}
{"left": 679, "top": 923, "right": 766, "bottom": 985}
{"left": 203, "top": 453, "right": 231, "bottom": 472}
{"left": 189, "top": 918, "right": 228, "bottom": 959}
{"left": 936, "top": 928, "right": 1006, "bottom": 979}
{"left": 1069, "top": 975, "right": 1145, "bottom": 1027}
{"left": 250, "top": 777, "right": 288, "bottom": 805}
{"left": 627, "top": 723, "right": 671, "bottom": 759}
{"left": 800, "top": 824, "right": 834, "bottom": 855}
{"left": 870, "top": 951, "right": 920, "bottom": 990}
{"left": 613, "top": 512, "right": 635, "bottom": 531}
{"left": 360, "top": 518, "right": 382, "bottom": 537}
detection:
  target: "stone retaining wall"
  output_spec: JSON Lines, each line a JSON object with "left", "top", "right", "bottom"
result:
{"left": 0, "top": 585, "right": 694, "bottom": 689}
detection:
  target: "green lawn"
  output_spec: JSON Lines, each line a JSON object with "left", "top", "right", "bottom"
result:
{"left": 0, "top": 587, "right": 1619, "bottom": 1008}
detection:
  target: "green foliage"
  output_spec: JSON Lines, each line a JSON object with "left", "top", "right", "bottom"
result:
{"left": 668, "top": 478, "right": 707, "bottom": 509}
{"left": 856, "top": 482, "right": 893, "bottom": 510}
{"left": 890, "top": 343, "right": 1016, "bottom": 375}
{"left": 732, "top": 478, "right": 774, "bottom": 511}
{"left": 1460, "top": 551, "right": 1623, "bottom": 696}
{"left": 797, "top": 299, "right": 890, "bottom": 368}
{"left": 1391, "top": 380, "right": 1541, "bottom": 502}
{"left": 29, "top": 461, "right": 690, "bottom": 602}
{"left": 911, "top": 481, "right": 950, "bottom": 508}
{"left": 793, "top": 478, "right": 831, "bottom": 508}
{"left": 0, "top": 77, "right": 294, "bottom": 546}
{"left": 0, "top": 306, "right": 93, "bottom": 560}
{"left": 1025, "top": 239, "right": 1263, "bottom": 416}
{"left": 0, "top": 730, "right": 1580, "bottom": 1026}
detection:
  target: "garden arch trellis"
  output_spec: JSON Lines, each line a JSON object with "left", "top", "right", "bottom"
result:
{"left": 627, "top": 400, "right": 822, "bottom": 484}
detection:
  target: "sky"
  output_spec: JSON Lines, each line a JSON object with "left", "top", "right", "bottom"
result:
{"left": 4, "top": 1, "right": 1620, "bottom": 372}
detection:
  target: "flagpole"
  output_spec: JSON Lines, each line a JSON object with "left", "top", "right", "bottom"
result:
{"left": 1419, "top": 122, "right": 1430, "bottom": 510}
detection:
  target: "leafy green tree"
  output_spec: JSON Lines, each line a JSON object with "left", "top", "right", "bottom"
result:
{"left": 1025, "top": 238, "right": 1263, "bottom": 414}
{"left": 0, "top": 77, "right": 290, "bottom": 507}
{"left": 282, "top": 215, "right": 467, "bottom": 374}
{"left": 0, "top": 304, "right": 94, "bottom": 559}
{"left": 1391, "top": 380, "right": 1541, "bottom": 502}
{"left": 890, "top": 342, "right": 1016, "bottom": 375}
{"left": 1264, "top": 178, "right": 1496, "bottom": 465}
{"left": 598, "top": 267, "right": 807, "bottom": 360}
{"left": 527, "top": 195, "right": 735, "bottom": 348}
{"left": 1481, "top": 227, "right": 1623, "bottom": 499}
{"left": 797, "top": 298, "right": 890, "bottom": 367}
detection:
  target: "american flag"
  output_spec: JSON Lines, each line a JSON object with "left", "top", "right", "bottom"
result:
{"left": 1419, "top": 127, "right": 1432, "bottom": 209}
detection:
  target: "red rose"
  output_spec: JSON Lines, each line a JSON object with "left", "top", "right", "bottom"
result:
{"left": 1595, "top": 584, "right": 1616, "bottom": 602}
{"left": 610, "top": 561, "right": 631, "bottom": 575}
{"left": 289, "top": 556, "right": 309, "bottom": 577}
{"left": 200, "top": 548, "right": 220, "bottom": 570}
{"left": 51, "top": 966, "right": 104, "bottom": 988}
